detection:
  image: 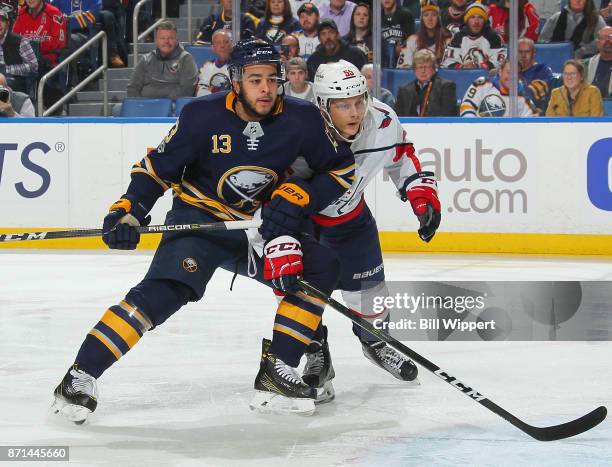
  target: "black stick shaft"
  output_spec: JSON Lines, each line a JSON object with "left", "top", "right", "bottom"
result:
{"left": 0, "top": 220, "right": 262, "bottom": 243}
{"left": 297, "top": 279, "right": 607, "bottom": 441}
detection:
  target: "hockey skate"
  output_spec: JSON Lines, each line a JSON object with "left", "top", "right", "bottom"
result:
{"left": 302, "top": 326, "right": 335, "bottom": 404}
{"left": 52, "top": 365, "right": 98, "bottom": 424}
{"left": 251, "top": 338, "right": 316, "bottom": 415}
{"left": 362, "top": 341, "right": 419, "bottom": 383}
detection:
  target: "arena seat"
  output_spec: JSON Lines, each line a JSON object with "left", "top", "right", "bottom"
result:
{"left": 175, "top": 96, "right": 199, "bottom": 116}
{"left": 437, "top": 68, "right": 488, "bottom": 99}
{"left": 382, "top": 68, "right": 415, "bottom": 98}
{"left": 184, "top": 45, "right": 216, "bottom": 69}
{"left": 534, "top": 42, "right": 574, "bottom": 73}
{"left": 120, "top": 98, "right": 173, "bottom": 117}
{"left": 604, "top": 99, "right": 612, "bottom": 116}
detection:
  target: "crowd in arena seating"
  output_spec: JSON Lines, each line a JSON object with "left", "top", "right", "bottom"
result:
{"left": 0, "top": 0, "right": 610, "bottom": 117}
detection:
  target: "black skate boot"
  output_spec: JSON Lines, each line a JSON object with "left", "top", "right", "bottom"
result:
{"left": 362, "top": 341, "right": 419, "bottom": 382}
{"left": 251, "top": 338, "right": 316, "bottom": 415}
{"left": 302, "top": 326, "right": 335, "bottom": 404}
{"left": 52, "top": 365, "right": 98, "bottom": 424}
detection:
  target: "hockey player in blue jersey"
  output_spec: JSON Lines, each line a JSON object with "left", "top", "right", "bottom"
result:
{"left": 52, "top": 39, "right": 355, "bottom": 421}
{"left": 292, "top": 61, "right": 441, "bottom": 402}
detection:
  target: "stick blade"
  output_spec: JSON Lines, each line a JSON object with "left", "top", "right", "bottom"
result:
{"left": 524, "top": 406, "right": 607, "bottom": 441}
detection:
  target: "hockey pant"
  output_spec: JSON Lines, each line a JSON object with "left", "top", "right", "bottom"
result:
{"left": 313, "top": 204, "right": 390, "bottom": 343}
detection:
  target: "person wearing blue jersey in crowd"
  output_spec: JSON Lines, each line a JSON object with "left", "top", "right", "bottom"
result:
{"left": 52, "top": 39, "right": 355, "bottom": 422}
{"left": 52, "top": 0, "right": 126, "bottom": 67}
{"left": 518, "top": 38, "right": 555, "bottom": 114}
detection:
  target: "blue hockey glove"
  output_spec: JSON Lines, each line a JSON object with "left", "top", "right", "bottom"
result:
{"left": 102, "top": 196, "right": 151, "bottom": 250}
{"left": 259, "top": 180, "right": 315, "bottom": 241}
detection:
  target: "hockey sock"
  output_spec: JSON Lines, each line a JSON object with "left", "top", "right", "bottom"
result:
{"left": 271, "top": 291, "right": 325, "bottom": 367}
{"left": 75, "top": 279, "right": 192, "bottom": 378}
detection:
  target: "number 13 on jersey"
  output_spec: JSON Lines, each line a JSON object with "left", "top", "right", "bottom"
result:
{"left": 212, "top": 135, "right": 232, "bottom": 154}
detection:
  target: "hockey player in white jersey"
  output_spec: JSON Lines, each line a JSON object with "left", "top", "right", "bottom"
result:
{"left": 298, "top": 60, "right": 441, "bottom": 402}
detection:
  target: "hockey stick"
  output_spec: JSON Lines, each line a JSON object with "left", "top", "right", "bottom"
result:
{"left": 0, "top": 220, "right": 262, "bottom": 243}
{"left": 297, "top": 279, "right": 607, "bottom": 441}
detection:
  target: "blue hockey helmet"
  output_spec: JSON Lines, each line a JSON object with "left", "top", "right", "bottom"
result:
{"left": 228, "top": 39, "right": 283, "bottom": 83}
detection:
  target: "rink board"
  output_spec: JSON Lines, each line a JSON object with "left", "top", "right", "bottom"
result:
{"left": 1, "top": 117, "right": 611, "bottom": 255}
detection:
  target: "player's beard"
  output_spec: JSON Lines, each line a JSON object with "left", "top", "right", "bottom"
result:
{"left": 237, "top": 88, "right": 275, "bottom": 120}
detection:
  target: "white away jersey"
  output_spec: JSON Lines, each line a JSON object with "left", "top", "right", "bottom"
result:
{"left": 289, "top": 99, "right": 422, "bottom": 219}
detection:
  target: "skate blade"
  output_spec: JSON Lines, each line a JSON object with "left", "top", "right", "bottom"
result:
{"left": 51, "top": 396, "right": 91, "bottom": 424}
{"left": 314, "top": 381, "right": 335, "bottom": 405}
{"left": 249, "top": 391, "right": 315, "bottom": 416}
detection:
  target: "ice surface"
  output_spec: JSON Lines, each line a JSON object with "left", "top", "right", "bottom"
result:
{"left": 0, "top": 251, "right": 610, "bottom": 466}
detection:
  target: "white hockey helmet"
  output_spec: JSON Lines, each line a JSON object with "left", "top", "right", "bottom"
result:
{"left": 313, "top": 60, "right": 369, "bottom": 142}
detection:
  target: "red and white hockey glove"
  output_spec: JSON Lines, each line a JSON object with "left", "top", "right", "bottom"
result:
{"left": 400, "top": 171, "right": 441, "bottom": 243}
{"left": 263, "top": 235, "right": 303, "bottom": 292}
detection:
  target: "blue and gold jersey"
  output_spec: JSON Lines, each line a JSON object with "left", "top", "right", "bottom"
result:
{"left": 125, "top": 92, "right": 355, "bottom": 221}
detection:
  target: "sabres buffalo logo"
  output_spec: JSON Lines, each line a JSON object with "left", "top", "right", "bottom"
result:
{"left": 217, "top": 166, "right": 278, "bottom": 213}
{"left": 209, "top": 72, "right": 231, "bottom": 93}
{"left": 478, "top": 94, "right": 506, "bottom": 117}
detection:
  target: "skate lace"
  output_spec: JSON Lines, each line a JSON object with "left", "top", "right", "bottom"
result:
{"left": 275, "top": 359, "right": 303, "bottom": 385}
{"left": 70, "top": 368, "right": 98, "bottom": 398}
{"left": 304, "top": 345, "right": 324, "bottom": 375}
{"left": 375, "top": 345, "right": 406, "bottom": 371}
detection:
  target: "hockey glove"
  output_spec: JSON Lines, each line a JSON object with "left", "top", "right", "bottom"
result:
{"left": 263, "top": 235, "right": 303, "bottom": 292}
{"left": 259, "top": 179, "right": 315, "bottom": 241}
{"left": 400, "top": 171, "right": 441, "bottom": 243}
{"left": 102, "top": 196, "right": 151, "bottom": 250}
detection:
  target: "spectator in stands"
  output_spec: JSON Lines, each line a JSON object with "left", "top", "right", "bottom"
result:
{"left": 295, "top": 2, "right": 319, "bottom": 58}
{"left": 489, "top": 0, "right": 540, "bottom": 43}
{"left": 547, "top": 58, "right": 604, "bottom": 114}
{"left": 101, "top": 0, "right": 127, "bottom": 64}
{"left": 361, "top": 63, "right": 396, "bottom": 107}
{"left": 460, "top": 59, "right": 536, "bottom": 116}
{"left": 318, "top": 0, "right": 356, "bottom": 36}
{"left": 441, "top": 0, "right": 468, "bottom": 35}
{"left": 255, "top": 0, "right": 300, "bottom": 44}
{"left": 196, "top": 29, "right": 232, "bottom": 97}
{"left": 283, "top": 56, "right": 315, "bottom": 101}
{"left": 441, "top": 1, "right": 506, "bottom": 70}
{"left": 344, "top": 3, "right": 391, "bottom": 66}
{"left": 53, "top": 0, "right": 126, "bottom": 67}
{"left": 280, "top": 33, "right": 300, "bottom": 65}
{"left": 583, "top": 25, "right": 612, "bottom": 97}
{"left": 306, "top": 18, "right": 367, "bottom": 80}
{"left": 13, "top": 0, "right": 66, "bottom": 73}
{"left": 0, "top": 9, "right": 37, "bottom": 93}
{"left": 243, "top": 0, "right": 266, "bottom": 24}
{"left": 0, "top": 71, "right": 35, "bottom": 116}
{"left": 381, "top": 0, "right": 415, "bottom": 65}
{"left": 540, "top": 0, "right": 606, "bottom": 59}
{"left": 518, "top": 37, "right": 555, "bottom": 113}
{"left": 126, "top": 21, "right": 198, "bottom": 100}
{"left": 195, "top": 0, "right": 256, "bottom": 44}
{"left": 395, "top": 49, "right": 457, "bottom": 116}
{"left": 397, "top": 0, "right": 451, "bottom": 68}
